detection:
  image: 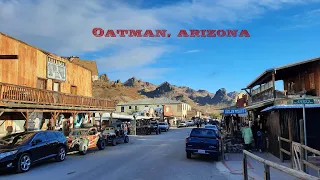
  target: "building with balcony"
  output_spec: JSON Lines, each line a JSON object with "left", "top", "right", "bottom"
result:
{"left": 242, "top": 56, "right": 320, "bottom": 157}
{"left": 0, "top": 32, "right": 114, "bottom": 136}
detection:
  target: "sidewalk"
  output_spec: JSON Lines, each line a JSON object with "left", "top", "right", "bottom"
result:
{"left": 216, "top": 152, "right": 297, "bottom": 180}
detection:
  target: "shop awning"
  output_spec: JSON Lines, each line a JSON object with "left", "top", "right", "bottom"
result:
{"left": 261, "top": 104, "right": 320, "bottom": 112}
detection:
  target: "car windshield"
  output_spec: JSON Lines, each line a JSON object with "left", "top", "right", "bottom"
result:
{"left": 159, "top": 123, "right": 165, "bottom": 125}
{"left": 190, "top": 128, "right": 216, "bottom": 138}
{"left": 205, "top": 125, "right": 217, "bottom": 130}
{"left": 181, "top": 121, "right": 186, "bottom": 123}
{"left": 0, "top": 132, "right": 35, "bottom": 146}
{"left": 70, "top": 130, "right": 87, "bottom": 136}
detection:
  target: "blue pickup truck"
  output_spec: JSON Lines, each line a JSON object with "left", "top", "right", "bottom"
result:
{"left": 185, "top": 128, "right": 221, "bottom": 160}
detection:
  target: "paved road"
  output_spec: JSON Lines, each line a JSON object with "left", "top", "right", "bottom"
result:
{"left": 1, "top": 127, "right": 227, "bottom": 180}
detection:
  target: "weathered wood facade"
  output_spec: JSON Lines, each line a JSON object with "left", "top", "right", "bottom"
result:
{"left": 242, "top": 57, "right": 320, "bottom": 157}
{"left": 0, "top": 33, "right": 92, "bottom": 96}
{"left": 0, "top": 32, "right": 115, "bottom": 136}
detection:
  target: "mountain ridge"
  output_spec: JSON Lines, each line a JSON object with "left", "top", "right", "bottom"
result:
{"left": 92, "top": 74, "right": 239, "bottom": 111}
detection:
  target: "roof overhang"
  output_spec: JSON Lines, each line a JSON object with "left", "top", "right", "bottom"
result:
{"left": 261, "top": 104, "right": 320, "bottom": 112}
{"left": 245, "top": 56, "right": 320, "bottom": 89}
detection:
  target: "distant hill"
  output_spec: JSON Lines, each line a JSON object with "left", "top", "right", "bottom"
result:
{"left": 92, "top": 74, "right": 239, "bottom": 111}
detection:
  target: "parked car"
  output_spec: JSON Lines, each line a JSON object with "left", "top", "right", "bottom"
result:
{"left": 67, "top": 127, "right": 104, "bottom": 155}
{"left": 101, "top": 122, "right": 129, "bottom": 146}
{"left": 187, "top": 120, "right": 195, "bottom": 126}
{"left": 0, "top": 131, "right": 68, "bottom": 173}
{"left": 185, "top": 128, "right": 221, "bottom": 160}
{"left": 178, "top": 121, "right": 187, "bottom": 128}
{"left": 204, "top": 125, "right": 220, "bottom": 138}
{"left": 158, "top": 122, "right": 169, "bottom": 131}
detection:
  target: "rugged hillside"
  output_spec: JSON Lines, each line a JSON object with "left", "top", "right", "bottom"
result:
{"left": 92, "top": 74, "right": 239, "bottom": 107}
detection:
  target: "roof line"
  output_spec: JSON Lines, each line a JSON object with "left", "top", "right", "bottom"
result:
{"left": 246, "top": 56, "right": 320, "bottom": 88}
{"left": 0, "top": 32, "right": 94, "bottom": 74}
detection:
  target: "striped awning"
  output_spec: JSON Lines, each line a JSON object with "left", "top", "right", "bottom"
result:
{"left": 261, "top": 104, "right": 320, "bottom": 112}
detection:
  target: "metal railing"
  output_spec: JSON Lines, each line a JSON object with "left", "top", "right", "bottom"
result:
{"left": 243, "top": 150, "right": 320, "bottom": 180}
{"left": 0, "top": 82, "right": 114, "bottom": 109}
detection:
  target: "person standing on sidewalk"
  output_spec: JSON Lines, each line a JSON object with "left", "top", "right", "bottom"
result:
{"left": 242, "top": 123, "right": 253, "bottom": 151}
{"left": 256, "top": 128, "right": 264, "bottom": 152}
{"left": 251, "top": 121, "right": 258, "bottom": 150}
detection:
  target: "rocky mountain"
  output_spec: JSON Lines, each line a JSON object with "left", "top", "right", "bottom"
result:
{"left": 92, "top": 74, "right": 239, "bottom": 107}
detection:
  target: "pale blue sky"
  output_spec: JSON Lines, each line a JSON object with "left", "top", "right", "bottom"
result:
{"left": 1, "top": 0, "right": 320, "bottom": 93}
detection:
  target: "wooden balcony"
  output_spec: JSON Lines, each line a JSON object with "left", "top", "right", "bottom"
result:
{"left": 248, "top": 89, "right": 286, "bottom": 106}
{"left": 0, "top": 83, "right": 114, "bottom": 110}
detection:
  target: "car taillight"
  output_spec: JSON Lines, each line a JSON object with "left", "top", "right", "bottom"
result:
{"left": 186, "top": 138, "right": 189, "bottom": 143}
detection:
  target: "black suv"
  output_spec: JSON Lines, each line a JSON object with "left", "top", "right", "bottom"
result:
{"left": 0, "top": 131, "right": 68, "bottom": 173}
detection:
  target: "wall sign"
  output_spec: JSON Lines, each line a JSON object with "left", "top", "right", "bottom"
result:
{"left": 47, "top": 56, "right": 66, "bottom": 81}
{"left": 223, "top": 108, "right": 247, "bottom": 114}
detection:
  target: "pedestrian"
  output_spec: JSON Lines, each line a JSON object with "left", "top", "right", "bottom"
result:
{"left": 251, "top": 121, "right": 258, "bottom": 150}
{"left": 257, "top": 128, "right": 263, "bottom": 152}
{"left": 242, "top": 123, "right": 253, "bottom": 151}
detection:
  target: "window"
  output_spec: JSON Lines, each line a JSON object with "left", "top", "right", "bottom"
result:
{"left": 53, "top": 82, "right": 60, "bottom": 92}
{"left": 135, "top": 106, "right": 138, "bottom": 110}
{"left": 45, "top": 131, "right": 57, "bottom": 140}
{"left": 37, "top": 78, "right": 47, "bottom": 90}
{"left": 71, "top": 85, "right": 77, "bottom": 95}
{"left": 190, "top": 128, "right": 216, "bottom": 138}
{"left": 145, "top": 105, "right": 148, "bottom": 107}
{"left": 33, "top": 132, "right": 47, "bottom": 143}
{"left": 129, "top": 106, "right": 132, "bottom": 109}
{"left": 121, "top": 106, "right": 124, "bottom": 112}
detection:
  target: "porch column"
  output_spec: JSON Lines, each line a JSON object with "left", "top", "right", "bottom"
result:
{"left": 272, "top": 71, "right": 276, "bottom": 99}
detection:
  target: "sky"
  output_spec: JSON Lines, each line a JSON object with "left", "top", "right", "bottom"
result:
{"left": 1, "top": 0, "right": 320, "bottom": 93}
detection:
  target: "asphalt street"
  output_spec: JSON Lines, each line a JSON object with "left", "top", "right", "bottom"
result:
{"left": 1, "top": 127, "right": 227, "bottom": 180}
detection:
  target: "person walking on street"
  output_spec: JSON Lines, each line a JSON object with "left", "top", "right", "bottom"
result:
{"left": 242, "top": 123, "right": 253, "bottom": 151}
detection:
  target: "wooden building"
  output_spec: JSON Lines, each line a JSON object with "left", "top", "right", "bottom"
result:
{"left": 242, "top": 57, "right": 320, "bottom": 157}
{"left": 0, "top": 32, "right": 115, "bottom": 136}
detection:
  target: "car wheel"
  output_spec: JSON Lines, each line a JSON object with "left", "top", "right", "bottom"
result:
{"left": 124, "top": 136, "right": 129, "bottom": 143}
{"left": 186, "top": 152, "right": 192, "bottom": 159}
{"left": 79, "top": 145, "right": 88, "bottom": 155}
{"left": 17, "top": 153, "right": 31, "bottom": 173}
{"left": 97, "top": 140, "right": 106, "bottom": 150}
{"left": 55, "top": 146, "right": 66, "bottom": 162}
{"left": 112, "top": 138, "right": 117, "bottom": 146}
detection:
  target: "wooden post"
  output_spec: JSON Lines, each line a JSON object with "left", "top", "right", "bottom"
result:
{"left": 243, "top": 153, "right": 248, "bottom": 180}
{"left": 52, "top": 111, "right": 59, "bottom": 130}
{"left": 221, "top": 136, "right": 225, "bottom": 161}
{"left": 21, "top": 111, "right": 29, "bottom": 131}
{"left": 99, "top": 113, "right": 102, "bottom": 131}
{"left": 288, "top": 119, "right": 293, "bottom": 168}
{"left": 279, "top": 136, "right": 283, "bottom": 162}
{"left": 272, "top": 71, "right": 276, "bottom": 99}
{"left": 300, "top": 119, "right": 306, "bottom": 172}
{"left": 264, "top": 164, "right": 271, "bottom": 180}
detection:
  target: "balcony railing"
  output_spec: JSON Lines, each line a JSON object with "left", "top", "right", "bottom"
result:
{"left": 0, "top": 83, "right": 114, "bottom": 109}
{"left": 248, "top": 89, "right": 286, "bottom": 105}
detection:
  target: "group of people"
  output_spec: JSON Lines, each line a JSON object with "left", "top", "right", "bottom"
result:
{"left": 241, "top": 121, "right": 265, "bottom": 152}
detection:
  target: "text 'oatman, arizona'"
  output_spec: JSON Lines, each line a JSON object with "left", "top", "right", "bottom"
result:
{"left": 92, "top": 28, "right": 251, "bottom": 38}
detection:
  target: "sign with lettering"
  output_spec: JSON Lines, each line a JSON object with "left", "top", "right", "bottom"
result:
{"left": 47, "top": 57, "right": 66, "bottom": 81}
{"left": 223, "top": 108, "right": 247, "bottom": 114}
{"left": 293, "top": 99, "right": 314, "bottom": 104}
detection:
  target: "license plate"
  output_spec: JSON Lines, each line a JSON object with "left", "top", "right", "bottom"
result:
{"left": 197, "top": 150, "right": 206, "bottom": 154}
